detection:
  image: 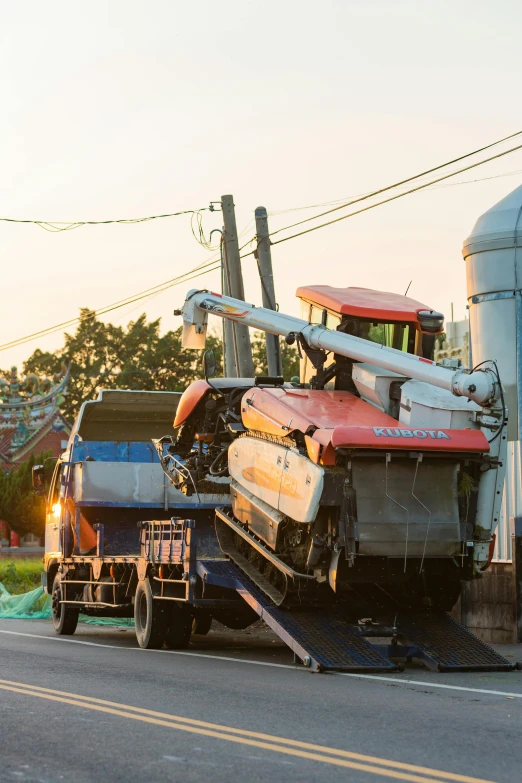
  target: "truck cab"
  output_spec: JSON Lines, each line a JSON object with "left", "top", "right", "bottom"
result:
{"left": 42, "top": 389, "right": 227, "bottom": 594}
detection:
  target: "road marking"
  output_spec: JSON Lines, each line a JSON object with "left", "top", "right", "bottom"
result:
{"left": 0, "top": 627, "right": 520, "bottom": 700}
{"left": 0, "top": 628, "right": 300, "bottom": 668}
{"left": 0, "top": 677, "right": 486, "bottom": 781}
{"left": 337, "top": 673, "right": 522, "bottom": 699}
{"left": 0, "top": 629, "right": 122, "bottom": 649}
{"left": 0, "top": 679, "right": 497, "bottom": 783}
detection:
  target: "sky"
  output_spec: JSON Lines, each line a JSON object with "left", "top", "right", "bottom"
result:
{"left": 1, "top": 0, "right": 522, "bottom": 370}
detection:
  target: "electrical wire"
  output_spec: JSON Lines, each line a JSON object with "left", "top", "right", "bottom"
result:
{"left": 266, "top": 129, "right": 522, "bottom": 237}
{"left": 190, "top": 209, "right": 221, "bottom": 251}
{"left": 0, "top": 259, "right": 222, "bottom": 353}
{"left": 0, "top": 213, "right": 259, "bottom": 354}
{"left": 4, "top": 131, "right": 522, "bottom": 353}
{"left": 267, "top": 167, "right": 522, "bottom": 217}
{"left": 267, "top": 141, "right": 522, "bottom": 248}
{"left": 0, "top": 207, "right": 209, "bottom": 233}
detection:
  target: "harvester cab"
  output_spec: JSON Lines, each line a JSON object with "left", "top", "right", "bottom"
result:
{"left": 296, "top": 285, "right": 444, "bottom": 388}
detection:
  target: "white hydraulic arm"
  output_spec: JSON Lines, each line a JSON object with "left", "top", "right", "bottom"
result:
{"left": 178, "top": 289, "right": 501, "bottom": 408}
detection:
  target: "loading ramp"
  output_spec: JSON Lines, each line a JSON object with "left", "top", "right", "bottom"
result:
{"left": 197, "top": 560, "right": 515, "bottom": 674}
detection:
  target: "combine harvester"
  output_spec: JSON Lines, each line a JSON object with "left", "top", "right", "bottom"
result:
{"left": 43, "top": 284, "right": 514, "bottom": 673}
{"left": 157, "top": 284, "right": 512, "bottom": 672}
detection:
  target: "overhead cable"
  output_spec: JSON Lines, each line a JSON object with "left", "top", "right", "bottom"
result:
{"left": 268, "top": 167, "right": 522, "bottom": 217}
{"left": 0, "top": 258, "right": 222, "bottom": 352}
{"left": 0, "top": 216, "right": 257, "bottom": 353}
{"left": 268, "top": 141, "right": 522, "bottom": 247}
{"left": 0, "top": 207, "right": 208, "bottom": 233}
{"left": 267, "top": 129, "right": 522, "bottom": 238}
{"left": 4, "top": 131, "right": 522, "bottom": 352}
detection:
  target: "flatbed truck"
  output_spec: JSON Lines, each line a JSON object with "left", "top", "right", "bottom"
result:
{"left": 38, "top": 388, "right": 513, "bottom": 673}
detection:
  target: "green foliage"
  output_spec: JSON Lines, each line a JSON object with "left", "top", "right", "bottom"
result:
{"left": 0, "top": 558, "right": 43, "bottom": 594}
{"left": 458, "top": 472, "right": 474, "bottom": 498}
{"left": 24, "top": 309, "right": 223, "bottom": 422}
{"left": 251, "top": 332, "right": 300, "bottom": 379}
{"left": 24, "top": 311, "right": 299, "bottom": 423}
{"left": 0, "top": 452, "right": 50, "bottom": 537}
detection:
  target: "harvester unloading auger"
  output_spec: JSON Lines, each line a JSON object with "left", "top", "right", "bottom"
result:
{"left": 159, "top": 285, "right": 507, "bottom": 620}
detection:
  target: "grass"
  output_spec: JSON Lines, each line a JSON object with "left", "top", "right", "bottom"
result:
{"left": 0, "top": 558, "right": 43, "bottom": 595}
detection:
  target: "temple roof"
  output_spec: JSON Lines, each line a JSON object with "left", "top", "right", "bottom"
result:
{"left": 0, "top": 365, "right": 71, "bottom": 468}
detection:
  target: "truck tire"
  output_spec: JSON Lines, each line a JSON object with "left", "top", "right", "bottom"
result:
{"left": 192, "top": 610, "right": 212, "bottom": 636}
{"left": 134, "top": 578, "right": 167, "bottom": 649}
{"left": 51, "top": 574, "right": 79, "bottom": 635}
{"left": 164, "top": 605, "right": 192, "bottom": 649}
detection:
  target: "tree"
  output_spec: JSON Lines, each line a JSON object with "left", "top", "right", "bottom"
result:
{"left": 24, "top": 310, "right": 223, "bottom": 421}
{"left": 24, "top": 312, "right": 300, "bottom": 422}
{"left": 250, "top": 332, "right": 300, "bottom": 379}
{"left": 0, "top": 452, "right": 50, "bottom": 537}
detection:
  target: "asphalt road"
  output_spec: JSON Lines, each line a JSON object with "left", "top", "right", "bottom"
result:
{"left": 1, "top": 618, "right": 521, "bottom": 783}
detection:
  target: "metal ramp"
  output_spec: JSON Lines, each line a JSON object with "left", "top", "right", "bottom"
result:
{"left": 198, "top": 560, "right": 397, "bottom": 673}
{"left": 197, "top": 560, "right": 514, "bottom": 674}
{"left": 394, "top": 612, "right": 514, "bottom": 672}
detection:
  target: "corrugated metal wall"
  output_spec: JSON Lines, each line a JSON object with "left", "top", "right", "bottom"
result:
{"left": 493, "top": 440, "right": 522, "bottom": 562}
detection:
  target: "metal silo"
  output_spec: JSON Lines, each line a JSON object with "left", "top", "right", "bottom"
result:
{"left": 463, "top": 183, "right": 522, "bottom": 559}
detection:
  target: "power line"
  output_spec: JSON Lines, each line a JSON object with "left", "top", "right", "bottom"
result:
{"left": 0, "top": 207, "right": 208, "bottom": 233}
{"left": 0, "top": 258, "right": 222, "bottom": 353}
{"left": 267, "top": 167, "right": 522, "bottom": 217}
{"left": 4, "top": 131, "right": 522, "bottom": 353}
{"left": 0, "top": 215, "right": 258, "bottom": 354}
{"left": 268, "top": 140, "right": 522, "bottom": 247}
{"left": 267, "top": 129, "right": 522, "bottom": 238}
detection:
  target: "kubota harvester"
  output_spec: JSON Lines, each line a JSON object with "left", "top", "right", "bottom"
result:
{"left": 156, "top": 284, "right": 506, "bottom": 619}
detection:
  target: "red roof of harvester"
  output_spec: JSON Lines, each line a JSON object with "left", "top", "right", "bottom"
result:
{"left": 296, "top": 285, "right": 435, "bottom": 323}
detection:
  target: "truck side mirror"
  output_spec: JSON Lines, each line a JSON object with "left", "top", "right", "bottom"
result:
{"left": 32, "top": 465, "right": 46, "bottom": 494}
{"left": 203, "top": 349, "right": 216, "bottom": 380}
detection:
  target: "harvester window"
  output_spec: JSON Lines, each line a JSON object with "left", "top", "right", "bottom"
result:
{"left": 345, "top": 319, "right": 413, "bottom": 353}
{"left": 326, "top": 312, "right": 341, "bottom": 331}
{"left": 310, "top": 305, "right": 325, "bottom": 324}
{"left": 375, "top": 323, "right": 409, "bottom": 351}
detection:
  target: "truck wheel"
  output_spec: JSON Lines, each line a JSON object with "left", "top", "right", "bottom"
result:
{"left": 164, "top": 605, "right": 192, "bottom": 649}
{"left": 51, "top": 575, "right": 79, "bottom": 635}
{"left": 192, "top": 611, "right": 212, "bottom": 636}
{"left": 134, "top": 579, "right": 167, "bottom": 649}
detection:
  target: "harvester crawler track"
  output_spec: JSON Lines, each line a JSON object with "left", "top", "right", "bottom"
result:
{"left": 215, "top": 508, "right": 321, "bottom": 609}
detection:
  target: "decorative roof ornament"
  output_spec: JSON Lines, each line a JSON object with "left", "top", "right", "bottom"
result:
{"left": 0, "top": 365, "right": 70, "bottom": 453}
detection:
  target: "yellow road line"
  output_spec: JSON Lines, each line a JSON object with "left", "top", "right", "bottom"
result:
{"left": 0, "top": 680, "right": 497, "bottom": 783}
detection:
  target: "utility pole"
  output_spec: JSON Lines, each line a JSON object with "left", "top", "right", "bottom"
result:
{"left": 221, "top": 195, "right": 254, "bottom": 377}
{"left": 255, "top": 206, "right": 282, "bottom": 376}
{"left": 219, "top": 229, "right": 238, "bottom": 377}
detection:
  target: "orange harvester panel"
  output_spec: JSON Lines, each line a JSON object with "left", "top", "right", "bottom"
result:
{"left": 173, "top": 379, "right": 210, "bottom": 428}
{"left": 296, "top": 285, "right": 436, "bottom": 324}
{"left": 241, "top": 387, "right": 489, "bottom": 461}
{"left": 241, "top": 387, "right": 401, "bottom": 434}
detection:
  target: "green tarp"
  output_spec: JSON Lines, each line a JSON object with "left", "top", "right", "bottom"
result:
{"left": 0, "top": 583, "right": 134, "bottom": 627}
